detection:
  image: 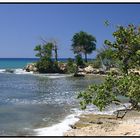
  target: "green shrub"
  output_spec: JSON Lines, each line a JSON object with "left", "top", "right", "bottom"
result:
{"left": 66, "top": 58, "right": 76, "bottom": 73}
{"left": 36, "top": 57, "right": 61, "bottom": 73}
{"left": 36, "top": 58, "right": 53, "bottom": 73}
{"left": 78, "top": 72, "right": 140, "bottom": 111}
{"left": 75, "top": 54, "right": 84, "bottom": 67}
{"left": 86, "top": 59, "right": 101, "bottom": 68}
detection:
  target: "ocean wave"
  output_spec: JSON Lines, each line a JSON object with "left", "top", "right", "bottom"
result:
{"left": 0, "top": 68, "right": 72, "bottom": 78}
{"left": 0, "top": 69, "right": 7, "bottom": 73}
{"left": 35, "top": 112, "right": 81, "bottom": 136}
{"left": 14, "top": 69, "right": 33, "bottom": 74}
{"left": 0, "top": 68, "right": 33, "bottom": 74}
{"left": 35, "top": 103, "right": 131, "bottom": 136}
{"left": 35, "top": 73, "right": 72, "bottom": 79}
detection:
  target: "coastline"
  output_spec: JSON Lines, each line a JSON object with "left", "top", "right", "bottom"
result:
{"left": 0, "top": 67, "right": 107, "bottom": 77}
{"left": 64, "top": 110, "right": 140, "bottom": 136}
{"left": 0, "top": 66, "right": 139, "bottom": 136}
{"left": 34, "top": 103, "right": 131, "bottom": 136}
{"left": 35, "top": 112, "right": 81, "bottom": 136}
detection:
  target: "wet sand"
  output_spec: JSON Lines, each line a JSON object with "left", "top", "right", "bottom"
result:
{"left": 64, "top": 110, "right": 140, "bottom": 136}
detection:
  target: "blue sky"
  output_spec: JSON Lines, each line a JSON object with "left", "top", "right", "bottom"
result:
{"left": 0, "top": 3, "right": 140, "bottom": 58}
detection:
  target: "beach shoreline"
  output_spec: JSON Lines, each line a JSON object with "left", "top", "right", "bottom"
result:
{"left": 64, "top": 110, "right": 140, "bottom": 136}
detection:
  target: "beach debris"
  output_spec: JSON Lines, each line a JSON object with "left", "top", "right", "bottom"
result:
{"left": 89, "top": 121, "right": 103, "bottom": 124}
{"left": 69, "top": 124, "right": 77, "bottom": 129}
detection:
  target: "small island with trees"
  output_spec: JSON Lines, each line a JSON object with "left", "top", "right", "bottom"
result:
{"left": 24, "top": 23, "right": 140, "bottom": 136}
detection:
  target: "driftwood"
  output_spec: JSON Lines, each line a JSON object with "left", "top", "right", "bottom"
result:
{"left": 112, "top": 100, "right": 133, "bottom": 119}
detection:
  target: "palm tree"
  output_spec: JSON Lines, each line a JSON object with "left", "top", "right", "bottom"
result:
{"left": 72, "top": 31, "right": 96, "bottom": 62}
{"left": 34, "top": 43, "right": 53, "bottom": 59}
{"left": 42, "top": 42, "right": 53, "bottom": 59}
{"left": 40, "top": 37, "right": 58, "bottom": 62}
{"left": 34, "top": 45, "right": 42, "bottom": 58}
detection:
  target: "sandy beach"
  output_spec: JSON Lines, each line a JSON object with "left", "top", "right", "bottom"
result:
{"left": 64, "top": 110, "right": 140, "bottom": 136}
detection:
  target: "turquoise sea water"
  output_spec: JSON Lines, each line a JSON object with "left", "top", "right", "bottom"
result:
{"left": 0, "top": 58, "right": 92, "bottom": 69}
{"left": 0, "top": 58, "right": 38, "bottom": 69}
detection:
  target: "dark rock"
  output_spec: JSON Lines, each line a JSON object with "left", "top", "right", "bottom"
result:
{"left": 89, "top": 121, "right": 103, "bottom": 124}
{"left": 69, "top": 124, "right": 77, "bottom": 129}
{"left": 5, "top": 69, "right": 14, "bottom": 73}
{"left": 73, "top": 73, "right": 85, "bottom": 77}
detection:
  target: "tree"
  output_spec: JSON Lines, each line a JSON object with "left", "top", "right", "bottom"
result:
{"left": 77, "top": 24, "right": 140, "bottom": 119}
{"left": 41, "top": 37, "right": 58, "bottom": 62}
{"left": 104, "top": 24, "right": 140, "bottom": 74}
{"left": 72, "top": 31, "right": 96, "bottom": 62}
{"left": 34, "top": 42, "right": 53, "bottom": 59}
{"left": 51, "top": 39, "right": 58, "bottom": 62}
{"left": 78, "top": 72, "right": 140, "bottom": 118}
{"left": 34, "top": 42, "right": 54, "bottom": 73}
{"left": 34, "top": 45, "right": 42, "bottom": 58}
{"left": 96, "top": 46, "right": 117, "bottom": 68}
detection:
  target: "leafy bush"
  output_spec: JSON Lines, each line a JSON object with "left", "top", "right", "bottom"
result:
{"left": 36, "top": 57, "right": 61, "bottom": 73}
{"left": 86, "top": 59, "right": 101, "bottom": 68}
{"left": 105, "top": 24, "right": 140, "bottom": 74}
{"left": 78, "top": 72, "right": 140, "bottom": 111}
{"left": 36, "top": 57, "right": 53, "bottom": 73}
{"left": 77, "top": 24, "right": 140, "bottom": 118}
{"left": 66, "top": 58, "right": 76, "bottom": 73}
{"left": 75, "top": 54, "right": 84, "bottom": 67}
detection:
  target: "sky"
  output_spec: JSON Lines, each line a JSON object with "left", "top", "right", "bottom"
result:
{"left": 0, "top": 3, "right": 140, "bottom": 58}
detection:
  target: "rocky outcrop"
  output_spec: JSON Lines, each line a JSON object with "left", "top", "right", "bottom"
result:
{"left": 24, "top": 63, "right": 38, "bottom": 72}
{"left": 84, "top": 65, "right": 94, "bottom": 74}
{"left": 83, "top": 66, "right": 101, "bottom": 74}
{"left": 98, "top": 68, "right": 106, "bottom": 74}
{"left": 58, "top": 63, "right": 67, "bottom": 72}
{"left": 106, "top": 68, "right": 121, "bottom": 75}
{"left": 129, "top": 69, "right": 140, "bottom": 75}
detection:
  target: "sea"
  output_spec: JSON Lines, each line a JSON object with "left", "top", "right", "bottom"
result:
{"left": 0, "top": 58, "right": 129, "bottom": 136}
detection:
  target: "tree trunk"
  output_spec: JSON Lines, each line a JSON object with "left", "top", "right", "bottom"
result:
{"left": 84, "top": 53, "right": 87, "bottom": 62}
{"left": 54, "top": 47, "right": 58, "bottom": 62}
{"left": 122, "top": 57, "right": 129, "bottom": 75}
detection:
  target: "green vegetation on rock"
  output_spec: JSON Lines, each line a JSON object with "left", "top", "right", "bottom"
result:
{"left": 34, "top": 41, "right": 60, "bottom": 73}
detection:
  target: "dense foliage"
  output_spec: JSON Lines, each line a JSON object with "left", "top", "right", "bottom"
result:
{"left": 72, "top": 31, "right": 96, "bottom": 62}
{"left": 104, "top": 24, "right": 140, "bottom": 74}
{"left": 97, "top": 47, "right": 118, "bottom": 69}
{"left": 66, "top": 58, "right": 76, "bottom": 74}
{"left": 78, "top": 24, "right": 140, "bottom": 116}
{"left": 34, "top": 42, "right": 59, "bottom": 73}
{"left": 75, "top": 54, "right": 84, "bottom": 67}
{"left": 78, "top": 72, "right": 140, "bottom": 111}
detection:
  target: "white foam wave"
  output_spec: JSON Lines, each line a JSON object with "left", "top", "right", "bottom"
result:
{"left": 36, "top": 73, "right": 72, "bottom": 79}
{"left": 35, "top": 112, "right": 81, "bottom": 136}
{"left": 14, "top": 69, "right": 33, "bottom": 74}
{"left": 0, "top": 68, "right": 33, "bottom": 74}
{"left": 35, "top": 103, "right": 131, "bottom": 136}
{"left": 0, "top": 69, "right": 72, "bottom": 78}
{"left": 0, "top": 69, "right": 6, "bottom": 73}
{"left": 35, "top": 107, "right": 114, "bottom": 136}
